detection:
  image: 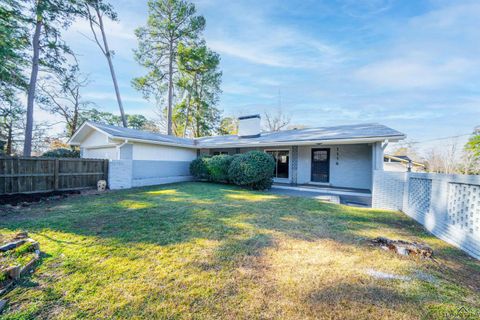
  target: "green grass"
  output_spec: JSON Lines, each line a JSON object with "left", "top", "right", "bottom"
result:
{"left": 1, "top": 240, "right": 36, "bottom": 272}
{"left": 0, "top": 182, "right": 479, "bottom": 319}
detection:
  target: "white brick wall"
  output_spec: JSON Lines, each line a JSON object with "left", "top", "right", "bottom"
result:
{"left": 108, "top": 160, "right": 133, "bottom": 189}
{"left": 372, "top": 171, "right": 406, "bottom": 210}
{"left": 373, "top": 170, "right": 480, "bottom": 259}
{"left": 108, "top": 160, "right": 193, "bottom": 190}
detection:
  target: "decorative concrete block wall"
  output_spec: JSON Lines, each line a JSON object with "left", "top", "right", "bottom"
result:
{"left": 373, "top": 170, "right": 480, "bottom": 259}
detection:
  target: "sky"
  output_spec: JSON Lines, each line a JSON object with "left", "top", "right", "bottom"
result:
{"left": 40, "top": 0, "right": 480, "bottom": 154}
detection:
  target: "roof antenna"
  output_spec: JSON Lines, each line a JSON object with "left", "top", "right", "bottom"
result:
{"left": 278, "top": 87, "right": 281, "bottom": 109}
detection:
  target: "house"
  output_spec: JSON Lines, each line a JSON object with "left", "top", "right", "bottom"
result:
{"left": 68, "top": 115, "right": 405, "bottom": 190}
{"left": 384, "top": 154, "right": 426, "bottom": 172}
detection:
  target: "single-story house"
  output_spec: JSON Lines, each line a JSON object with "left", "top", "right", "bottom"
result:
{"left": 68, "top": 115, "right": 405, "bottom": 190}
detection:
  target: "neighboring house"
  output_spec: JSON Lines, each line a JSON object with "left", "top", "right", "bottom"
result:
{"left": 384, "top": 154, "right": 426, "bottom": 172}
{"left": 69, "top": 115, "right": 405, "bottom": 190}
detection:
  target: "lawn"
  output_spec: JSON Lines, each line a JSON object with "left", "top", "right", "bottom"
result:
{"left": 1, "top": 182, "right": 479, "bottom": 319}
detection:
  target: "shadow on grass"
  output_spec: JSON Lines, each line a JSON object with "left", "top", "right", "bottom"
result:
{"left": 1, "top": 182, "right": 479, "bottom": 295}
{"left": 0, "top": 182, "right": 474, "bottom": 255}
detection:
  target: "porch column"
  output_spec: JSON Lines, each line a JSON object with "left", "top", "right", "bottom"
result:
{"left": 291, "top": 146, "right": 298, "bottom": 185}
{"left": 372, "top": 142, "right": 384, "bottom": 171}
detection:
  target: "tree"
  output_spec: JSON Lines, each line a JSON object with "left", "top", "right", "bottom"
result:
{"left": 0, "top": 0, "right": 29, "bottom": 104}
{"left": 462, "top": 127, "right": 480, "bottom": 174}
{"left": 425, "top": 140, "right": 460, "bottom": 174}
{"left": 264, "top": 108, "right": 291, "bottom": 132}
{"left": 126, "top": 114, "right": 160, "bottom": 131}
{"left": 84, "top": 0, "right": 127, "bottom": 127}
{"left": 218, "top": 117, "right": 237, "bottom": 135}
{"left": 79, "top": 108, "right": 120, "bottom": 126}
{"left": 23, "top": 0, "right": 85, "bottom": 156}
{"left": 79, "top": 108, "right": 160, "bottom": 132}
{"left": 133, "top": 0, "right": 205, "bottom": 135}
{"left": 0, "top": 100, "right": 25, "bottom": 155}
{"left": 465, "top": 126, "right": 480, "bottom": 157}
{"left": 38, "top": 63, "right": 93, "bottom": 138}
{"left": 389, "top": 141, "right": 421, "bottom": 162}
{"left": 176, "top": 43, "right": 221, "bottom": 137}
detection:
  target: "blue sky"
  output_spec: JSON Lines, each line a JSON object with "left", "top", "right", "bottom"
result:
{"left": 45, "top": 0, "right": 480, "bottom": 152}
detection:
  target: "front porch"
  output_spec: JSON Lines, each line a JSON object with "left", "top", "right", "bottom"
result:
{"left": 202, "top": 142, "right": 384, "bottom": 191}
{"left": 271, "top": 182, "right": 372, "bottom": 207}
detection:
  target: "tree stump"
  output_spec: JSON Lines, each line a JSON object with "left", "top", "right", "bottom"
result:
{"left": 371, "top": 237, "right": 433, "bottom": 258}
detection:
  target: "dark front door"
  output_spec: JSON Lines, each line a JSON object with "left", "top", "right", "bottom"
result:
{"left": 311, "top": 148, "right": 330, "bottom": 183}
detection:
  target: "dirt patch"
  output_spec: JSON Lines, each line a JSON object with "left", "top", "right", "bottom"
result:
{"left": 0, "top": 188, "right": 109, "bottom": 208}
{"left": 0, "top": 191, "right": 82, "bottom": 207}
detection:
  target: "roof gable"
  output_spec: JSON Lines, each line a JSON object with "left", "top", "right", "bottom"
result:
{"left": 69, "top": 121, "right": 195, "bottom": 147}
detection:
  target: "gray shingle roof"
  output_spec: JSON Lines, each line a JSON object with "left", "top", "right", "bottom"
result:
{"left": 196, "top": 123, "right": 405, "bottom": 147}
{"left": 88, "top": 121, "right": 195, "bottom": 146}
{"left": 86, "top": 122, "right": 405, "bottom": 148}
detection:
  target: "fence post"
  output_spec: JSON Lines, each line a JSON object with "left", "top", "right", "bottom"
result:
{"left": 54, "top": 159, "right": 59, "bottom": 191}
{"left": 103, "top": 159, "right": 109, "bottom": 187}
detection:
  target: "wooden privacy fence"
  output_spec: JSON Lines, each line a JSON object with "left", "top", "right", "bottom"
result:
{"left": 0, "top": 157, "right": 108, "bottom": 195}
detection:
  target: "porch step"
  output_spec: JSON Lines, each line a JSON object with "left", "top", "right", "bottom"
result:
{"left": 312, "top": 195, "right": 341, "bottom": 204}
{"left": 271, "top": 185, "right": 371, "bottom": 197}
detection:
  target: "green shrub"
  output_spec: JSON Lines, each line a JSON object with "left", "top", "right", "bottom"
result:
{"left": 228, "top": 151, "right": 275, "bottom": 190}
{"left": 207, "top": 154, "right": 233, "bottom": 183}
{"left": 42, "top": 148, "right": 80, "bottom": 158}
{"left": 190, "top": 156, "right": 211, "bottom": 180}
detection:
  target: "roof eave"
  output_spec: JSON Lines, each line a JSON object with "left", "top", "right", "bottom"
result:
{"left": 109, "top": 136, "right": 197, "bottom": 149}
{"left": 197, "top": 135, "right": 406, "bottom": 149}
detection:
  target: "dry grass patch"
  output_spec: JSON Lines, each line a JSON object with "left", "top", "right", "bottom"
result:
{"left": 0, "top": 182, "right": 479, "bottom": 319}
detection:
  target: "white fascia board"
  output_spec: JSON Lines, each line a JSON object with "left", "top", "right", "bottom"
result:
{"left": 84, "top": 144, "right": 120, "bottom": 150}
{"left": 109, "top": 137, "right": 197, "bottom": 149}
{"left": 196, "top": 135, "right": 406, "bottom": 149}
{"left": 68, "top": 122, "right": 114, "bottom": 146}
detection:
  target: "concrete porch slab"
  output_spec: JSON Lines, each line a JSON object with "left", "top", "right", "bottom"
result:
{"left": 272, "top": 184, "right": 371, "bottom": 197}
{"left": 270, "top": 184, "right": 372, "bottom": 207}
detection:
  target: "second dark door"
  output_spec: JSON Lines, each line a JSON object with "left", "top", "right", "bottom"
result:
{"left": 311, "top": 148, "right": 330, "bottom": 183}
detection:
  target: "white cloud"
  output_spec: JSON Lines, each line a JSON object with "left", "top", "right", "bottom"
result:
{"left": 205, "top": 2, "right": 344, "bottom": 69}
{"left": 340, "top": 0, "right": 394, "bottom": 18}
{"left": 83, "top": 92, "right": 147, "bottom": 104}
{"left": 210, "top": 32, "right": 343, "bottom": 69}
{"left": 354, "top": 2, "right": 480, "bottom": 90}
{"left": 356, "top": 57, "right": 475, "bottom": 89}
{"left": 64, "top": 14, "right": 139, "bottom": 62}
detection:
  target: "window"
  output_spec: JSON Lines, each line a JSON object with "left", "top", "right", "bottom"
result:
{"left": 266, "top": 150, "right": 289, "bottom": 179}
{"left": 212, "top": 151, "right": 229, "bottom": 156}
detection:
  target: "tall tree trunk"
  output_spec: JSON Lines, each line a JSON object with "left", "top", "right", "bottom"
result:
{"left": 183, "top": 93, "right": 191, "bottom": 137}
{"left": 70, "top": 107, "right": 78, "bottom": 138}
{"left": 95, "top": 6, "right": 127, "bottom": 128}
{"left": 6, "top": 121, "right": 13, "bottom": 155}
{"left": 193, "top": 74, "right": 200, "bottom": 138}
{"left": 195, "top": 101, "right": 200, "bottom": 138}
{"left": 167, "top": 41, "right": 174, "bottom": 135}
{"left": 24, "top": 15, "right": 42, "bottom": 156}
